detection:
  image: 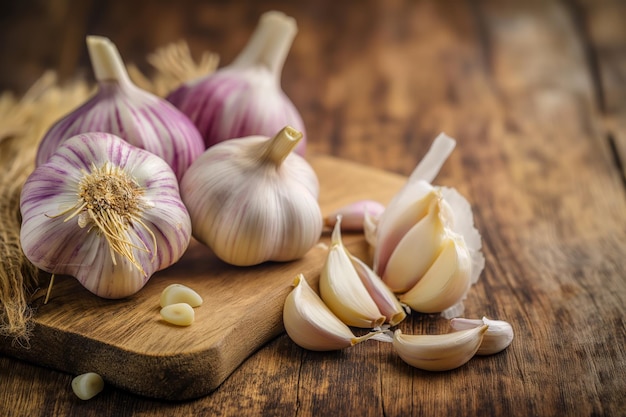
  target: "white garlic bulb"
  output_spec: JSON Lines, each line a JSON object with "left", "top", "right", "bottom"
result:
{"left": 20, "top": 132, "right": 192, "bottom": 299}
{"left": 180, "top": 126, "right": 322, "bottom": 266}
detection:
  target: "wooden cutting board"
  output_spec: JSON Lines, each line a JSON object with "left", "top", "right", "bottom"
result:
{"left": 0, "top": 155, "right": 408, "bottom": 401}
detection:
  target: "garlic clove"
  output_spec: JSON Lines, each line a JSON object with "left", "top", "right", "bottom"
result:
{"left": 350, "top": 255, "right": 406, "bottom": 326}
{"left": 382, "top": 192, "right": 449, "bottom": 293}
{"left": 324, "top": 200, "right": 385, "bottom": 232}
{"left": 392, "top": 325, "right": 488, "bottom": 371}
{"left": 283, "top": 274, "right": 379, "bottom": 351}
{"left": 160, "top": 284, "right": 203, "bottom": 308}
{"left": 71, "top": 372, "right": 105, "bottom": 400}
{"left": 319, "top": 216, "right": 386, "bottom": 329}
{"left": 160, "top": 303, "right": 195, "bottom": 326}
{"left": 450, "top": 317, "right": 514, "bottom": 355}
{"left": 398, "top": 234, "right": 472, "bottom": 313}
{"left": 372, "top": 181, "right": 435, "bottom": 278}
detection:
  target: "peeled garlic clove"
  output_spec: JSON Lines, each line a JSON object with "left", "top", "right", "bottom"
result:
{"left": 382, "top": 192, "right": 448, "bottom": 293}
{"left": 36, "top": 36, "right": 204, "bottom": 180}
{"left": 283, "top": 274, "right": 379, "bottom": 351}
{"left": 399, "top": 235, "right": 472, "bottom": 313}
{"left": 72, "top": 372, "right": 105, "bottom": 400}
{"left": 450, "top": 317, "right": 514, "bottom": 355}
{"left": 350, "top": 255, "right": 406, "bottom": 326}
{"left": 319, "top": 216, "right": 386, "bottom": 328}
{"left": 324, "top": 200, "right": 385, "bottom": 232}
{"left": 167, "top": 11, "right": 306, "bottom": 155}
{"left": 20, "top": 133, "right": 192, "bottom": 299}
{"left": 160, "top": 303, "right": 195, "bottom": 326}
{"left": 393, "top": 325, "right": 488, "bottom": 371}
{"left": 160, "top": 284, "right": 203, "bottom": 308}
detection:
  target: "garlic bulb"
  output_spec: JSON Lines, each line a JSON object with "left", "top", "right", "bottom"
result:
{"left": 369, "top": 133, "right": 485, "bottom": 317}
{"left": 167, "top": 11, "right": 306, "bottom": 155}
{"left": 20, "top": 132, "right": 192, "bottom": 299}
{"left": 180, "top": 126, "right": 321, "bottom": 266}
{"left": 36, "top": 36, "right": 204, "bottom": 180}
{"left": 283, "top": 274, "right": 380, "bottom": 351}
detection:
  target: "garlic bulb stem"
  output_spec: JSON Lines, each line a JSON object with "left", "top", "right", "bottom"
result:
{"left": 86, "top": 36, "right": 132, "bottom": 84}
{"left": 259, "top": 126, "right": 303, "bottom": 165}
{"left": 230, "top": 11, "right": 297, "bottom": 82}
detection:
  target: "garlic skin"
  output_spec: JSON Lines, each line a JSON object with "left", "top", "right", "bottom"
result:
{"left": 36, "top": 36, "right": 204, "bottom": 180}
{"left": 283, "top": 274, "right": 380, "bottom": 351}
{"left": 450, "top": 317, "right": 514, "bottom": 355}
{"left": 167, "top": 11, "right": 306, "bottom": 155}
{"left": 180, "top": 126, "right": 321, "bottom": 266}
{"left": 319, "top": 216, "right": 387, "bottom": 328}
{"left": 392, "top": 325, "right": 488, "bottom": 371}
{"left": 20, "top": 132, "right": 192, "bottom": 299}
{"left": 369, "top": 133, "right": 485, "bottom": 317}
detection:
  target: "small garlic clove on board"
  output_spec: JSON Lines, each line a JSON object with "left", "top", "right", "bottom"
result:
{"left": 392, "top": 325, "right": 488, "bottom": 371}
{"left": 283, "top": 274, "right": 379, "bottom": 351}
{"left": 450, "top": 317, "right": 514, "bottom": 355}
{"left": 399, "top": 235, "right": 472, "bottom": 313}
{"left": 160, "top": 303, "right": 195, "bottom": 326}
{"left": 72, "top": 372, "right": 105, "bottom": 400}
{"left": 319, "top": 216, "right": 386, "bottom": 329}
{"left": 160, "top": 284, "right": 203, "bottom": 308}
{"left": 324, "top": 200, "right": 385, "bottom": 232}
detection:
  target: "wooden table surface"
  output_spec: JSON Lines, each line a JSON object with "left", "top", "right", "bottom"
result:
{"left": 1, "top": 0, "right": 625, "bottom": 416}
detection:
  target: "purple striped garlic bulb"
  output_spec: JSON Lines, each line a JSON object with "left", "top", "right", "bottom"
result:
{"left": 167, "top": 11, "right": 306, "bottom": 155}
{"left": 20, "top": 132, "right": 192, "bottom": 299}
{"left": 35, "top": 36, "right": 204, "bottom": 180}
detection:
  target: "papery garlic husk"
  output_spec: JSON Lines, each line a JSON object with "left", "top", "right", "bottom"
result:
{"left": 20, "top": 132, "right": 192, "bottom": 299}
{"left": 319, "top": 216, "right": 386, "bottom": 328}
{"left": 450, "top": 317, "right": 514, "bottom": 355}
{"left": 398, "top": 234, "right": 472, "bottom": 313}
{"left": 167, "top": 11, "right": 306, "bottom": 155}
{"left": 392, "top": 325, "right": 488, "bottom": 371}
{"left": 180, "top": 126, "right": 321, "bottom": 266}
{"left": 324, "top": 200, "right": 385, "bottom": 232}
{"left": 283, "top": 274, "right": 381, "bottom": 351}
{"left": 36, "top": 36, "right": 204, "bottom": 180}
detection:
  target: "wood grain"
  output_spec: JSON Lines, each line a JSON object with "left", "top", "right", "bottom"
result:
{"left": 1, "top": 0, "right": 626, "bottom": 415}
